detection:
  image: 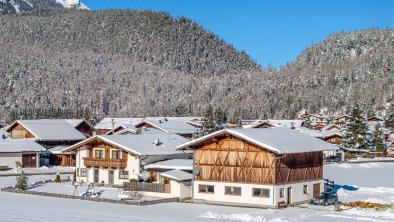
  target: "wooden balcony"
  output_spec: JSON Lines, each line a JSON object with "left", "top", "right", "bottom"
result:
{"left": 83, "top": 157, "right": 127, "bottom": 169}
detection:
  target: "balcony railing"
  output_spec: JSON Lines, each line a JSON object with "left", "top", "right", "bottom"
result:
{"left": 123, "top": 182, "right": 171, "bottom": 193}
{"left": 83, "top": 157, "right": 127, "bottom": 169}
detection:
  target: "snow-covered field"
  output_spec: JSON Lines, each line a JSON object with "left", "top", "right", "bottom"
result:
{"left": 0, "top": 166, "right": 75, "bottom": 176}
{"left": 0, "top": 162, "right": 393, "bottom": 222}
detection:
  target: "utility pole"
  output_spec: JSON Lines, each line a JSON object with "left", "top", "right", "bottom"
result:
{"left": 111, "top": 119, "right": 115, "bottom": 135}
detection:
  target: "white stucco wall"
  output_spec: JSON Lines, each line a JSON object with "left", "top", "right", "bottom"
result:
{"left": 75, "top": 146, "right": 140, "bottom": 185}
{"left": 193, "top": 180, "right": 324, "bottom": 208}
{"left": 0, "top": 153, "right": 22, "bottom": 168}
{"left": 141, "top": 180, "right": 191, "bottom": 199}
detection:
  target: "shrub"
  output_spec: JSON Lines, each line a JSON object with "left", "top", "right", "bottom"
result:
{"left": 54, "top": 173, "right": 61, "bottom": 183}
{"left": 129, "top": 178, "right": 138, "bottom": 182}
{"left": 16, "top": 172, "right": 29, "bottom": 190}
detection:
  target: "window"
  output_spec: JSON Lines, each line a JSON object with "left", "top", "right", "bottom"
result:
{"left": 80, "top": 168, "right": 87, "bottom": 177}
{"left": 279, "top": 188, "right": 285, "bottom": 197}
{"left": 225, "top": 186, "right": 241, "bottom": 196}
{"left": 119, "top": 170, "right": 129, "bottom": 179}
{"left": 94, "top": 149, "right": 104, "bottom": 159}
{"left": 198, "top": 184, "right": 214, "bottom": 194}
{"left": 303, "top": 185, "right": 308, "bottom": 194}
{"left": 111, "top": 150, "right": 121, "bottom": 159}
{"left": 252, "top": 188, "right": 270, "bottom": 198}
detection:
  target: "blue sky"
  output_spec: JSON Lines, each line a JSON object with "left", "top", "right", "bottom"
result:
{"left": 82, "top": 0, "right": 394, "bottom": 67}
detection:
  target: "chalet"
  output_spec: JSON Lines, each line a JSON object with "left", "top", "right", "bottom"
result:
{"left": 0, "top": 139, "right": 45, "bottom": 168}
{"left": 64, "top": 119, "right": 96, "bottom": 137}
{"left": 335, "top": 115, "right": 352, "bottom": 124}
{"left": 240, "top": 118, "right": 258, "bottom": 126}
{"left": 247, "top": 121, "right": 275, "bottom": 129}
{"left": 105, "top": 124, "right": 138, "bottom": 135}
{"left": 63, "top": 133, "right": 191, "bottom": 185}
{"left": 295, "top": 127, "right": 344, "bottom": 161}
{"left": 176, "top": 128, "right": 337, "bottom": 208}
{"left": 5, "top": 119, "right": 87, "bottom": 146}
{"left": 321, "top": 124, "right": 341, "bottom": 132}
{"left": 94, "top": 118, "right": 144, "bottom": 135}
{"left": 312, "top": 123, "right": 326, "bottom": 131}
{"left": 135, "top": 118, "right": 199, "bottom": 139}
{"left": 266, "top": 120, "right": 304, "bottom": 128}
{"left": 367, "top": 116, "right": 384, "bottom": 123}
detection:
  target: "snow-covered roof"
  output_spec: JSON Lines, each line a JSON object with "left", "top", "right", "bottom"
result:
{"left": 6, "top": 120, "right": 87, "bottom": 142}
{"left": 321, "top": 124, "right": 341, "bottom": 131}
{"left": 145, "top": 117, "right": 204, "bottom": 122}
{"left": 64, "top": 119, "right": 95, "bottom": 129}
{"left": 105, "top": 124, "right": 138, "bottom": 135}
{"left": 295, "top": 127, "right": 343, "bottom": 139}
{"left": 64, "top": 133, "right": 190, "bottom": 156}
{"left": 136, "top": 119, "right": 198, "bottom": 135}
{"left": 177, "top": 128, "right": 338, "bottom": 154}
{"left": 94, "top": 118, "right": 144, "bottom": 130}
{"left": 160, "top": 169, "right": 193, "bottom": 181}
{"left": 144, "top": 159, "right": 193, "bottom": 171}
{"left": 0, "top": 139, "right": 45, "bottom": 153}
{"left": 47, "top": 146, "right": 69, "bottom": 154}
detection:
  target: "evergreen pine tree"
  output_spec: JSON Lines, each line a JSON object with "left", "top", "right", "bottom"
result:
{"left": 54, "top": 173, "right": 61, "bottom": 183}
{"left": 342, "top": 104, "right": 370, "bottom": 149}
{"left": 15, "top": 171, "right": 29, "bottom": 190}
{"left": 385, "top": 103, "right": 394, "bottom": 130}
{"left": 203, "top": 105, "right": 215, "bottom": 133}
{"left": 373, "top": 123, "right": 385, "bottom": 152}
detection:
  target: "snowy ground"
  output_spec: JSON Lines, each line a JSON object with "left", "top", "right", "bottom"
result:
{"left": 0, "top": 166, "right": 75, "bottom": 176}
{"left": 0, "top": 162, "right": 393, "bottom": 222}
{"left": 28, "top": 182, "right": 162, "bottom": 201}
{"left": 0, "top": 174, "right": 72, "bottom": 188}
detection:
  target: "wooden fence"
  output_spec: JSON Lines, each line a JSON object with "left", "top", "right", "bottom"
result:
{"left": 0, "top": 187, "right": 178, "bottom": 205}
{"left": 123, "top": 182, "right": 170, "bottom": 193}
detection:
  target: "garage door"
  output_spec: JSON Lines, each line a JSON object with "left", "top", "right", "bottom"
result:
{"left": 22, "top": 154, "right": 37, "bottom": 168}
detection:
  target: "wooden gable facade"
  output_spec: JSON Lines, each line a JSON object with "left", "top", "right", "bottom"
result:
{"left": 75, "top": 121, "right": 95, "bottom": 137}
{"left": 192, "top": 134, "right": 324, "bottom": 185}
{"left": 82, "top": 138, "right": 130, "bottom": 169}
{"left": 8, "top": 123, "right": 35, "bottom": 139}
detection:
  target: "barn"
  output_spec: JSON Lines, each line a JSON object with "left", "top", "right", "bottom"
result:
{"left": 176, "top": 127, "right": 337, "bottom": 208}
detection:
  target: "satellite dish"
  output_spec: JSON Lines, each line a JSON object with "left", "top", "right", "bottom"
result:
{"left": 152, "top": 138, "right": 160, "bottom": 146}
{"left": 193, "top": 167, "right": 200, "bottom": 176}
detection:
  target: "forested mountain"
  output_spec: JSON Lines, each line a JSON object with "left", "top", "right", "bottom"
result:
{"left": 0, "top": 9, "right": 393, "bottom": 122}
{"left": 0, "top": 0, "right": 62, "bottom": 15}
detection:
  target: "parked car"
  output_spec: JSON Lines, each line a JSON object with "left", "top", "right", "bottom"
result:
{"left": 312, "top": 192, "right": 338, "bottom": 206}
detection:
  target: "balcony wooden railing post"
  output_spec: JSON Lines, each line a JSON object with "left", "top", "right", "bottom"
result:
{"left": 123, "top": 182, "right": 171, "bottom": 193}
{"left": 83, "top": 157, "right": 127, "bottom": 169}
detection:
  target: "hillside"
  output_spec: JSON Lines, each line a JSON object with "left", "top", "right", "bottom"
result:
{"left": 0, "top": 0, "right": 62, "bottom": 15}
{"left": 0, "top": 9, "right": 393, "bottom": 121}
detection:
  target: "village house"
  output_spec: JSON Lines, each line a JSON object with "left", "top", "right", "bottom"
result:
{"left": 321, "top": 124, "right": 342, "bottom": 132}
{"left": 63, "top": 132, "right": 191, "bottom": 185}
{"left": 135, "top": 118, "right": 199, "bottom": 139}
{"left": 367, "top": 116, "right": 384, "bottom": 123}
{"left": 95, "top": 118, "right": 144, "bottom": 135}
{"left": 5, "top": 119, "right": 89, "bottom": 146}
{"left": 0, "top": 139, "right": 45, "bottom": 168}
{"left": 176, "top": 127, "right": 337, "bottom": 208}
{"left": 335, "top": 115, "right": 352, "bottom": 125}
